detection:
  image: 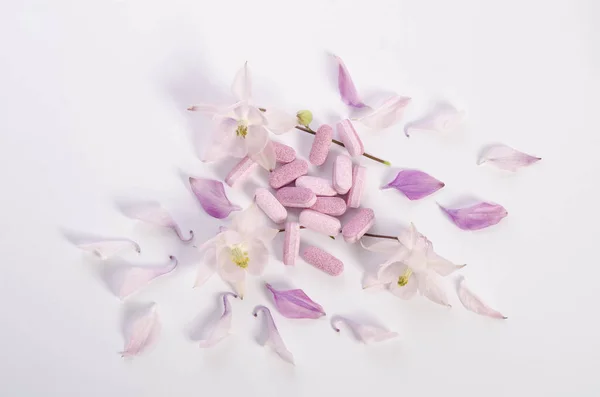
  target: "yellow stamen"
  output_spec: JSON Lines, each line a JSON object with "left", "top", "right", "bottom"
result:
{"left": 397, "top": 268, "right": 413, "bottom": 287}
{"left": 236, "top": 121, "right": 248, "bottom": 138}
{"left": 231, "top": 246, "right": 249, "bottom": 269}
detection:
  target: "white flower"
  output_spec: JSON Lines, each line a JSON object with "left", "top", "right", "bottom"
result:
{"left": 197, "top": 204, "right": 278, "bottom": 297}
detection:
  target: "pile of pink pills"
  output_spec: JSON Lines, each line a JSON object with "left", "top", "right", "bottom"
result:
{"left": 226, "top": 123, "right": 376, "bottom": 277}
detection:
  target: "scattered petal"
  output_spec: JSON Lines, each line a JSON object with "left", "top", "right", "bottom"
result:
{"left": 382, "top": 170, "right": 445, "bottom": 200}
{"left": 404, "top": 103, "right": 465, "bottom": 137}
{"left": 263, "top": 109, "right": 297, "bottom": 134}
{"left": 457, "top": 277, "right": 507, "bottom": 319}
{"left": 357, "top": 95, "right": 411, "bottom": 130}
{"left": 266, "top": 283, "right": 325, "bottom": 319}
{"left": 120, "top": 303, "right": 160, "bottom": 358}
{"left": 331, "top": 316, "right": 398, "bottom": 344}
{"left": 189, "top": 177, "right": 241, "bottom": 219}
{"left": 76, "top": 237, "right": 140, "bottom": 260}
{"left": 122, "top": 202, "right": 194, "bottom": 241}
{"left": 333, "top": 55, "right": 366, "bottom": 108}
{"left": 478, "top": 144, "right": 541, "bottom": 172}
{"left": 439, "top": 201, "right": 508, "bottom": 231}
{"left": 231, "top": 62, "right": 251, "bottom": 101}
{"left": 417, "top": 273, "right": 451, "bottom": 307}
{"left": 119, "top": 256, "right": 178, "bottom": 299}
{"left": 198, "top": 292, "right": 238, "bottom": 348}
{"left": 253, "top": 305, "right": 295, "bottom": 365}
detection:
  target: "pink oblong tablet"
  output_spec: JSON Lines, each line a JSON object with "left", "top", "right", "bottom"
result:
{"left": 309, "top": 197, "right": 347, "bottom": 216}
{"left": 299, "top": 209, "right": 341, "bottom": 237}
{"left": 283, "top": 221, "right": 300, "bottom": 266}
{"left": 347, "top": 164, "right": 366, "bottom": 208}
{"left": 309, "top": 124, "right": 333, "bottom": 166}
{"left": 301, "top": 246, "right": 344, "bottom": 276}
{"left": 276, "top": 187, "right": 317, "bottom": 208}
{"left": 333, "top": 154, "right": 352, "bottom": 194}
{"left": 336, "top": 119, "right": 364, "bottom": 157}
{"left": 295, "top": 176, "right": 337, "bottom": 196}
{"left": 342, "top": 208, "right": 375, "bottom": 243}
{"left": 255, "top": 188, "right": 288, "bottom": 224}
{"left": 273, "top": 141, "right": 296, "bottom": 164}
{"left": 269, "top": 159, "right": 309, "bottom": 189}
{"left": 225, "top": 156, "right": 258, "bottom": 187}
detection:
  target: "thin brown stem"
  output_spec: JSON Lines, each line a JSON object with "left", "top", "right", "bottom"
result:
{"left": 277, "top": 227, "right": 396, "bottom": 240}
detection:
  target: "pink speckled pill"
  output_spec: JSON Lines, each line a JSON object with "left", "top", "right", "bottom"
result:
{"left": 346, "top": 164, "right": 366, "bottom": 208}
{"left": 276, "top": 187, "right": 317, "bottom": 208}
{"left": 336, "top": 119, "right": 364, "bottom": 157}
{"left": 225, "top": 156, "right": 258, "bottom": 187}
{"left": 255, "top": 188, "right": 287, "bottom": 224}
{"left": 333, "top": 154, "right": 352, "bottom": 194}
{"left": 272, "top": 141, "right": 296, "bottom": 164}
{"left": 269, "top": 159, "right": 309, "bottom": 189}
{"left": 342, "top": 208, "right": 375, "bottom": 243}
{"left": 283, "top": 221, "right": 300, "bottom": 266}
{"left": 295, "top": 176, "right": 337, "bottom": 196}
{"left": 309, "top": 197, "right": 347, "bottom": 216}
{"left": 299, "top": 209, "right": 341, "bottom": 237}
{"left": 309, "top": 124, "right": 333, "bottom": 165}
{"left": 301, "top": 246, "right": 344, "bottom": 276}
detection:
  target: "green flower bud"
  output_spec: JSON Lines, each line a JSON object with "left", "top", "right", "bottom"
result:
{"left": 296, "top": 110, "right": 313, "bottom": 127}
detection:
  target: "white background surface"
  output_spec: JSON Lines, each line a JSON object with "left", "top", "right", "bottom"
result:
{"left": 1, "top": 1, "right": 599, "bottom": 396}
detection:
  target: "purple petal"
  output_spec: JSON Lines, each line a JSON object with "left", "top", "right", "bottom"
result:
{"left": 382, "top": 170, "right": 445, "bottom": 200}
{"left": 357, "top": 95, "right": 411, "bottom": 130}
{"left": 439, "top": 202, "right": 508, "bottom": 230}
{"left": 265, "top": 283, "right": 326, "bottom": 319}
{"left": 478, "top": 144, "right": 541, "bottom": 172}
{"left": 189, "top": 177, "right": 242, "bottom": 219}
{"left": 334, "top": 55, "right": 366, "bottom": 108}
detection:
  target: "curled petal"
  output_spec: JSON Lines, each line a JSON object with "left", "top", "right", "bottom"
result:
{"left": 189, "top": 177, "right": 241, "bottom": 219}
{"left": 187, "top": 103, "right": 220, "bottom": 116}
{"left": 253, "top": 305, "right": 294, "bottom": 365}
{"left": 250, "top": 140, "right": 277, "bottom": 171}
{"left": 417, "top": 273, "right": 451, "bottom": 307}
{"left": 457, "top": 277, "right": 507, "bottom": 319}
{"left": 266, "top": 283, "right": 325, "bottom": 319}
{"left": 331, "top": 316, "right": 398, "bottom": 343}
{"left": 404, "top": 103, "right": 465, "bottom": 137}
{"left": 439, "top": 202, "right": 508, "bottom": 231}
{"left": 199, "top": 292, "right": 238, "bottom": 348}
{"left": 121, "top": 302, "right": 160, "bottom": 358}
{"left": 263, "top": 108, "right": 297, "bottom": 134}
{"left": 357, "top": 95, "right": 411, "bottom": 130}
{"left": 231, "top": 62, "right": 251, "bottom": 101}
{"left": 122, "top": 202, "right": 194, "bottom": 242}
{"left": 76, "top": 237, "right": 140, "bottom": 260}
{"left": 478, "top": 144, "right": 541, "bottom": 172}
{"left": 333, "top": 55, "right": 366, "bottom": 108}
{"left": 360, "top": 238, "right": 401, "bottom": 254}
{"left": 119, "top": 256, "right": 178, "bottom": 299}
{"left": 382, "top": 170, "right": 445, "bottom": 200}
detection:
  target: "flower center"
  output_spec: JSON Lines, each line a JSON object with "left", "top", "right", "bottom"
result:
{"left": 397, "top": 268, "right": 413, "bottom": 287}
{"left": 236, "top": 121, "right": 248, "bottom": 138}
{"left": 230, "top": 245, "right": 249, "bottom": 268}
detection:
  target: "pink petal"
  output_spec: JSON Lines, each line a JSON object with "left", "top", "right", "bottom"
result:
{"left": 122, "top": 202, "right": 194, "bottom": 242}
{"left": 189, "top": 177, "right": 241, "bottom": 219}
{"left": 333, "top": 55, "right": 366, "bottom": 108}
{"left": 382, "top": 169, "right": 445, "bottom": 200}
{"left": 249, "top": 140, "right": 277, "bottom": 171}
{"left": 253, "top": 305, "right": 295, "bottom": 365}
{"left": 76, "top": 237, "right": 140, "bottom": 260}
{"left": 439, "top": 201, "right": 508, "bottom": 231}
{"left": 404, "top": 103, "right": 465, "bottom": 137}
{"left": 119, "top": 256, "right": 178, "bottom": 299}
{"left": 357, "top": 95, "right": 411, "bottom": 130}
{"left": 478, "top": 144, "right": 541, "bottom": 172}
{"left": 120, "top": 303, "right": 160, "bottom": 358}
{"left": 265, "top": 283, "right": 326, "bottom": 319}
{"left": 417, "top": 273, "right": 451, "bottom": 307}
{"left": 457, "top": 277, "right": 507, "bottom": 319}
{"left": 331, "top": 316, "right": 398, "bottom": 344}
{"left": 231, "top": 62, "right": 251, "bottom": 101}
{"left": 199, "top": 292, "right": 238, "bottom": 348}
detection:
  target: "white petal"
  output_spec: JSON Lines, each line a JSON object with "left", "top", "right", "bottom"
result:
{"left": 377, "top": 262, "right": 407, "bottom": 284}
{"left": 206, "top": 118, "right": 247, "bottom": 160}
{"left": 359, "top": 238, "right": 401, "bottom": 254}
{"left": 361, "top": 273, "right": 388, "bottom": 290}
{"left": 250, "top": 139, "right": 276, "bottom": 171}
{"left": 245, "top": 239, "right": 268, "bottom": 276}
{"left": 417, "top": 273, "right": 451, "bottom": 307}
{"left": 119, "top": 256, "right": 178, "bottom": 299}
{"left": 120, "top": 303, "right": 160, "bottom": 358}
{"left": 388, "top": 275, "right": 418, "bottom": 299}
{"left": 332, "top": 316, "right": 398, "bottom": 344}
{"left": 231, "top": 204, "right": 266, "bottom": 237}
{"left": 246, "top": 125, "right": 269, "bottom": 157}
{"left": 198, "top": 292, "right": 238, "bottom": 348}
{"left": 457, "top": 277, "right": 507, "bottom": 319}
{"left": 357, "top": 95, "right": 411, "bottom": 130}
{"left": 121, "top": 202, "right": 193, "bottom": 242}
{"left": 76, "top": 238, "right": 140, "bottom": 260}
{"left": 253, "top": 306, "right": 294, "bottom": 365}
{"left": 427, "top": 251, "right": 466, "bottom": 276}
{"left": 231, "top": 62, "right": 252, "bottom": 101}
{"left": 404, "top": 103, "right": 465, "bottom": 137}
{"left": 187, "top": 103, "right": 220, "bottom": 116}
{"left": 262, "top": 108, "right": 297, "bottom": 134}
{"left": 478, "top": 144, "right": 541, "bottom": 172}
{"left": 194, "top": 246, "right": 216, "bottom": 288}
